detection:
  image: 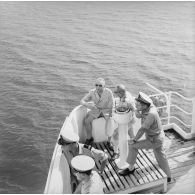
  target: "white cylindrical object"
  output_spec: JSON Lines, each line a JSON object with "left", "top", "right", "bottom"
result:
{"left": 192, "top": 98, "right": 195, "bottom": 135}
{"left": 112, "top": 110, "right": 133, "bottom": 169}
{"left": 116, "top": 124, "right": 129, "bottom": 169}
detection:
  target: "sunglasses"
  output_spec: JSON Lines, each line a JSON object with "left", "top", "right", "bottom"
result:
{"left": 95, "top": 84, "right": 103, "bottom": 87}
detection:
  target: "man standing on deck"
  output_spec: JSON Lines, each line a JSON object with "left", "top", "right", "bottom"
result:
{"left": 58, "top": 130, "right": 108, "bottom": 193}
{"left": 80, "top": 77, "right": 114, "bottom": 146}
{"left": 118, "top": 92, "right": 173, "bottom": 183}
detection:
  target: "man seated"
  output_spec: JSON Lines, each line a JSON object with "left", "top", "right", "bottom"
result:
{"left": 80, "top": 77, "right": 114, "bottom": 146}
{"left": 71, "top": 155, "right": 104, "bottom": 194}
{"left": 58, "top": 130, "right": 108, "bottom": 193}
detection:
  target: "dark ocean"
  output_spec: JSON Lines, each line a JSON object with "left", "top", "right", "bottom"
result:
{"left": 0, "top": 1, "right": 194, "bottom": 193}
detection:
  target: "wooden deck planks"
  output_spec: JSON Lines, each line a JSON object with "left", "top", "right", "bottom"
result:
{"left": 101, "top": 142, "right": 132, "bottom": 190}
{"left": 91, "top": 129, "right": 195, "bottom": 194}
{"left": 140, "top": 149, "right": 167, "bottom": 178}
{"left": 137, "top": 130, "right": 195, "bottom": 194}
{"left": 93, "top": 141, "right": 167, "bottom": 194}
{"left": 95, "top": 143, "right": 123, "bottom": 192}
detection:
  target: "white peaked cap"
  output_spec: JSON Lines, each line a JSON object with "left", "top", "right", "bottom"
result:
{"left": 60, "top": 117, "right": 79, "bottom": 143}
{"left": 136, "top": 92, "right": 153, "bottom": 105}
{"left": 61, "top": 128, "right": 79, "bottom": 143}
{"left": 71, "top": 155, "right": 95, "bottom": 172}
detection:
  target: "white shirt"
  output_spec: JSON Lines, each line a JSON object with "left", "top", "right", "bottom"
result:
{"left": 115, "top": 91, "right": 135, "bottom": 111}
{"left": 81, "top": 171, "right": 104, "bottom": 194}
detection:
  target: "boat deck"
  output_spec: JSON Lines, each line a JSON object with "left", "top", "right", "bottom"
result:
{"left": 93, "top": 143, "right": 167, "bottom": 194}
{"left": 140, "top": 130, "right": 195, "bottom": 194}
{"left": 93, "top": 129, "right": 195, "bottom": 194}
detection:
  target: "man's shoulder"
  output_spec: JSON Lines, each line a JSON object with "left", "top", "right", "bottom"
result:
{"left": 89, "top": 171, "right": 104, "bottom": 193}
{"left": 89, "top": 88, "right": 96, "bottom": 94}
{"left": 148, "top": 106, "right": 158, "bottom": 117}
{"left": 126, "top": 91, "right": 133, "bottom": 98}
{"left": 126, "top": 91, "right": 135, "bottom": 102}
{"left": 104, "top": 87, "right": 113, "bottom": 94}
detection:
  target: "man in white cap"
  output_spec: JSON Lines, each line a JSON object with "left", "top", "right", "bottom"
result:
{"left": 58, "top": 130, "right": 108, "bottom": 192}
{"left": 80, "top": 77, "right": 114, "bottom": 146}
{"left": 119, "top": 92, "right": 173, "bottom": 183}
{"left": 71, "top": 155, "right": 104, "bottom": 194}
{"left": 106, "top": 84, "right": 136, "bottom": 160}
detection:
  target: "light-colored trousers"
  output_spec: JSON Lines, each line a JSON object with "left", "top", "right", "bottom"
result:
{"left": 127, "top": 133, "right": 171, "bottom": 178}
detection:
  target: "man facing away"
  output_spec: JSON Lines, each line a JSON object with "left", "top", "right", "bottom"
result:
{"left": 106, "top": 84, "right": 136, "bottom": 160}
{"left": 71, "top": 155, "right": 104, "bottom": 194}
{"left": 58, "top": 130, "right": 108, "bottom": 193}
{"left": 118, "top": 92, "right": 174, "bottom": 183}
{"left": 80, "top": 77, "right": 114, "bottom": 146}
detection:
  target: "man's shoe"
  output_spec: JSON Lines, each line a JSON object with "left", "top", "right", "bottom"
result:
{"left": 107, "top": 142, "right": 114, "bottom": 152}
{"left": 167, "top": 177, "right": 175, "bottom": 184}
{"left": 85, "top": 139, "right": 90, "bottom": 145}
{"left": 111, "top": 152, "right": 119, "bottom": 160}
{"left": 85, "top": 137, "right": 94, "bottom": 146}
{"left": 118, "top": 168, "right": 136, "bottom": 176}
{"left": 111, "top": 152, "right": 119, "bottom": 161}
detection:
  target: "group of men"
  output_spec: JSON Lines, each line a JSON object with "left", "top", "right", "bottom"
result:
{"left": 58, "top": 77, "right": 174, "bottom": 194}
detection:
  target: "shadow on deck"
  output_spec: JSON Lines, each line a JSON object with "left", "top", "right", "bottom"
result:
{"left": 93, "top": 129, "right": 195, "bottom": 194}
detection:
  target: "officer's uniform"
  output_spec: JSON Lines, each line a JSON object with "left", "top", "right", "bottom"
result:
{"left": 59, "top": 130, "right": 107, "bottom": 192}
{"left": 60, "top": 131, "right": 107, "bottom": 168}
{"left": 71, "top": 155, "right": 104, "bottom": 194}
{"left": 124, "top": 92, "right": 171, "bottom": 178}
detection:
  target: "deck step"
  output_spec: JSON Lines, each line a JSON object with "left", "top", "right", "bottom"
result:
{"left": 94, "top": 142, "right": 167, "bottom": 194}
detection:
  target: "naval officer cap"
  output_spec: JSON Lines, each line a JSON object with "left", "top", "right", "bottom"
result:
{"left": 136, "top": 92, "right": 153, "bottom": 106}
{"left": 60, "top": 129, "right": 79, "bottom": 143}
{"left": 71, "top": 155, "right": 95, "bottom": 173}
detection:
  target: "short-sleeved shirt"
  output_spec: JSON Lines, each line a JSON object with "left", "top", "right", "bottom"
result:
{"left": 81, "top": 171, "right": 104, "bottom": 194}
{"left": 62, "top": 143, "right": 106, "bottom": 169}
{"left": 62, "top": 143, "right": 106, "bottom": 192}
{"left": 79, "top": 143, "right": 107, "bottom": 162}
{"left": 84, "top": 87, "right": 114, "bottom": 114}
{"left": 141, "top": 105, "right": 163, "bottom": 136}
{"left": 115, "top": 91, "right": 135, "bottom": 111}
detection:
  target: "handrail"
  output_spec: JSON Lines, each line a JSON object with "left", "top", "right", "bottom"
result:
{"left": 146, "top": 83, "right": 195, "bottom": 139}
{"left": 156, "top": 105, "right": 167, "bottom": 109}
{"left": 169, "top": 91, "right": 194, "bottom": 102}
{"left": 170, "top": 116, "right": 192, "bottom": 128}
{"left": 171, "top": 104, "right": 192, "bottom": 115}
{"left": 149, "top": 93, "right": 166, "bottom": 97}
{"left": 146, "top": 83, "right": 164, "bottom": 94}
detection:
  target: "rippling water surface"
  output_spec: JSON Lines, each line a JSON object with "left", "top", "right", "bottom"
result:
{"left": 0, "top": 1, "right": 194, "bottom": 193}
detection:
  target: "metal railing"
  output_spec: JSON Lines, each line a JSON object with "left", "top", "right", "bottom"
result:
{"left": 146, "top": 83, "right": 195, "bottom": 139}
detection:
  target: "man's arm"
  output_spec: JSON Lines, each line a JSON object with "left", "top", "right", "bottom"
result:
{"left": 73, "top": 182, "right": 82, "bottom": 194}
{"left": 80, "top": 92, "right": 91, "bottom": 106}
{"left": 133, "top": 114, "right": 155, "bottom": 142}
{"left": 133, "top": 127, "right": 147, "bottom": 142}
{"left": 91, "top": 147, "right": 108, "bottom": 173}
{"left": 100, "top": 90, "right": 114, "bottom": 116}
{"left": 80, "top": 92, "right": 97, "bottom": 110}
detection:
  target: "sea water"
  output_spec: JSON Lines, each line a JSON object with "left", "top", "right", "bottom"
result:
{"left": 0, "top": 1, "right": 194, "bottom": 193}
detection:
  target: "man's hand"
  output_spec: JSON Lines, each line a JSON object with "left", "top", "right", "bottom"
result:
{"left": 85, "top": 102, "right": 97, "bottom": 110}
{"left": 98, "top": 170, "right": 103, "bottom": 175}
{"left": 128, "top": 139, "right": 136, "bottom": 145}
{"left": 135, "top": 110, "right": 142, "bottom": 118}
